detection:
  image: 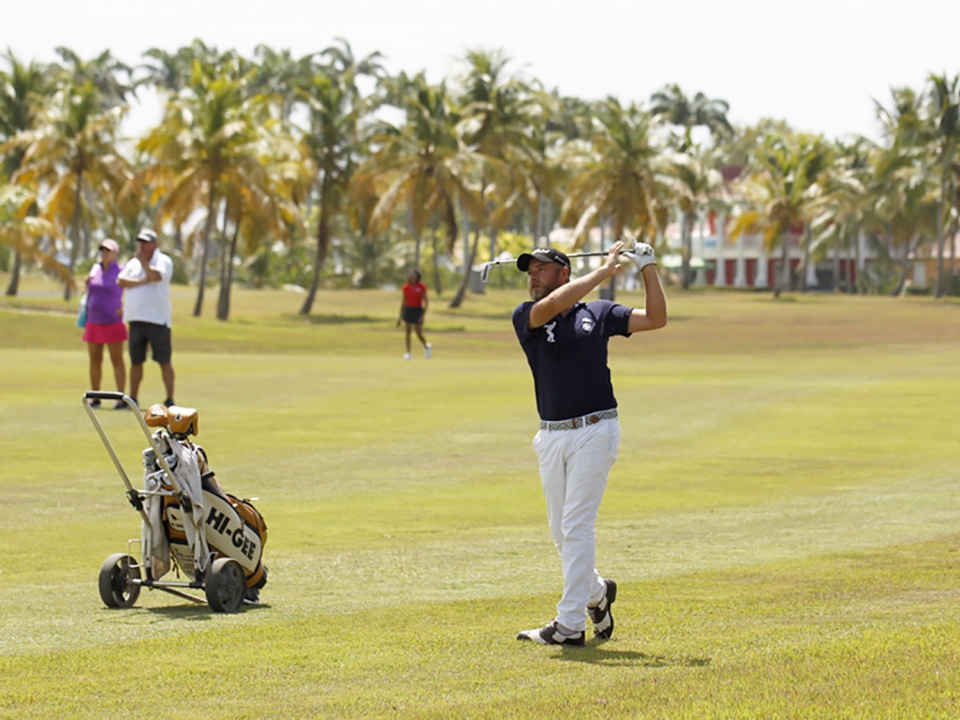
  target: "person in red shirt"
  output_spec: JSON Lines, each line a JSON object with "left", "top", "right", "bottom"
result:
{"left": 396, "top": 268, "right": 432, "bottom": 360}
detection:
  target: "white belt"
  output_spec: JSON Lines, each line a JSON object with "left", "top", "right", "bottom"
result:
{"left": 540, "top": 409, "right": 618, "bottom": 431}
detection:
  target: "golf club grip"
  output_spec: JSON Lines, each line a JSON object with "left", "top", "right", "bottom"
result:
{"left": 84, "top": 391, "right": 126, "bottom": 401}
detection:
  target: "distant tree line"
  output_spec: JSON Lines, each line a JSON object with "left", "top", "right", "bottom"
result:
{"left": 1, "top": 41, "right": 958, "bottom": 319}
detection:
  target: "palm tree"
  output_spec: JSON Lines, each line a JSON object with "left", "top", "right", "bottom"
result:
{"left": 53, "top": 47, "right": 136, "bottom": 109}
{"left": 141, "top": 47, "right": 195, "bottom": 96}
{"left": 875, "top": 144, "right": 938, "bottom": 294}
{"left": 924, "top": 73, "right": 960, "bottom": 298}
{"left": 808, "top": 137, "right": 875, "bottom": 293}
{"left": 449, "top": 48, "right": 534, "bottom": 307}
{"left": 9, "top": 81, "right": 130, "bottom": 300}
{"left": 561, "top": 98, "right": 670, "bottom": 253}
{"left": 650, "top": 84, "right": 733, "bottom": 150}
{"left": 0, "top": 51, "right": 51, "bottom": 295}
{"left": 139, "top": 42, "right": 232, "bottom": 255}
{"left": 353, "top": 72, "right": 482, "bottom": 292}
{"left": 870, "top": 87, "right": 927, "bottom": 291}
{"left": 651, "top": 85, "right": 735, "bottom": 289}
{"left": 251, "top": 45, "right": 316, "bottom": 121}
{"left": 520, "top": 90, "right": 568, "bottom": 247}
{"left": 138, "top": 59, "right": 274, "bottom": 317}
{"left": 295, "top": 40, "right": 382, "bottom": 315}
{"left": 214, "top": 133, "right": 310, "bottom": 320}
{"left": 664, "top": 144, "right": 724, "bottom": 289}
{"left": 868, "top": 88, "right": 943, "bottom": 295}
{"left": 729, "top": 132, "right": 831, "bottom": 297}
{"left": 0, "top": 182, "right": 69, "bottom": 288}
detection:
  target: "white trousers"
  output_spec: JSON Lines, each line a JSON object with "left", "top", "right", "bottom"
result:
{"left": 532, "top": 418, "right": 620, "bottom": 632}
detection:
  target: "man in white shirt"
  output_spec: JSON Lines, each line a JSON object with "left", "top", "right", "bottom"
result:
{"left": 117, "top": 228, "right": 176, "bottom": 408}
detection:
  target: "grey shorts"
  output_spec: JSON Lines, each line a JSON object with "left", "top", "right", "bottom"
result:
{"left": 128, "top": 321, "right": 172, "bottom": 365}
{"left": 401, "top": 306, "right": 424, "bottom": 325}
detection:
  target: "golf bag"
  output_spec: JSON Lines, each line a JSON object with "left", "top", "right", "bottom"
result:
{"left": 141, "top": 405, "right": 268, "bottom": 593}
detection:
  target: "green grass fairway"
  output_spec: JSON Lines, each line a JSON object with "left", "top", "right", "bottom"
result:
{"left": 2, "top": 278, "right": 960, "bottom": 718}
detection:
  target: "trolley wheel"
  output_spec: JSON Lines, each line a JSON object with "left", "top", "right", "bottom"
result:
{"left": 205, "top": 558, "right": 245, "bottom": 613}
{"left": 98, "top": 553, "right": 141, "bottom": 609}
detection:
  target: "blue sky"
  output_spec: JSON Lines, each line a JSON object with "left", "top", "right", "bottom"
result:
{"left": 6, "top": 0, "right": 959, "bottom": 140}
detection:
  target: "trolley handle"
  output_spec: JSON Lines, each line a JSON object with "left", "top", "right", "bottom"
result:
{"left": 84, "top": 391, "right": 126, "bottom": 402}
{"left": 82, "top": 391, "right": 191, "bottom": 507}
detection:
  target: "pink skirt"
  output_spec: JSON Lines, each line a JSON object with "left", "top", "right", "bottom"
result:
{"left": 83, "top": 321, "right": 128, "bottom": 345}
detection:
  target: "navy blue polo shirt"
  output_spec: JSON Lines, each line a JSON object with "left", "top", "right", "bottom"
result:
{"left": 513, "top": 299, "right": 633, "bottom": 421}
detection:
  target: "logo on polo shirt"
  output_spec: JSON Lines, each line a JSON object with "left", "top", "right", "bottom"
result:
{"left": 545, "top": 321, "right": 557, "bottom": 343}
{"left": 580, "top": 318, "right": 594, "bottom": 334}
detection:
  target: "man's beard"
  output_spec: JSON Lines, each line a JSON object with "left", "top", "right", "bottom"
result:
{"left": 530, "top": 284, "right": 551, "bottom": 301}
{"left": 529, "top": 276, "right": 560, "bottom": 301}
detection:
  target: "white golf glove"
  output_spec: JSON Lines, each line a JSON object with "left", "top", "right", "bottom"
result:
{"left": 631, "top": 242, "right": 657, "bottom": 270}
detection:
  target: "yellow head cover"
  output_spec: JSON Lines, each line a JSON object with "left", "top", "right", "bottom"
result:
{"left": 144, "top": 404, "right": 199, "bottom": 437}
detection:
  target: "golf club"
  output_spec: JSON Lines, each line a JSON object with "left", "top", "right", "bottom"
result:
{"left": 478, "top": 241, "right": 647, "bottom": 283}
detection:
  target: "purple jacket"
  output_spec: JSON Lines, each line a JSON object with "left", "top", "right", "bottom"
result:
{"left": 86, "top": 261, "right": 124, "bottom": 325}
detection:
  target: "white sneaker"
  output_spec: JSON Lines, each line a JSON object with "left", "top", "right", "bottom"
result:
{"left": 425, "top": 343, "right": 432, "bottom": 359}
{"left": 403, "top": 352, "right": 411, "bottom": 361}
{"left": 588, "top": 578, "right": 617, "bottom": 640}
{"left": 517, "top": 620, "right": 585, "bottom": 646}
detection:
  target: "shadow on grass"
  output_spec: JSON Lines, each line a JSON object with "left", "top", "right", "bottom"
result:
{"left": 284, "top": 313, "right": 382, "bottom": 325}
{"left": 126, "top": 600, "right": 272, "bottom": 621}
{"left": 555, "top": 646, "right": 710, "bottom": 668}
{"left": 435, "top": 311, "right": 514, "bottom": 322}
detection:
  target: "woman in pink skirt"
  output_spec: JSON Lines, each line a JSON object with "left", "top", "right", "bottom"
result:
{"left": 83, "top": 239, "right": 129, "bottom": 409}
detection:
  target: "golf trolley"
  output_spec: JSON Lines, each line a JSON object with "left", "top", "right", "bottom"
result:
{"left": 84, "top": 391, "right": 267, "bottom": 613}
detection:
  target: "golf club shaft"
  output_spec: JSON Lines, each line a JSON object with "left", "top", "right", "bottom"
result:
{"left": 479, "top": 247, "right": 639, "bottom": 282}
{"left": 566, "top": 249, "right": 636, "bottom": 260}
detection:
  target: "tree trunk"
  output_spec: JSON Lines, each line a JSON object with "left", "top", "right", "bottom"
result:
{"left": 430, "top": 228, "right": 442, "bottom": 296}
{"left": 535, "top": 191, "right": 543, "bottom": 246}
{"left": 604, "top": 219, "right": 619, "bottom": 301}
{"left": 192, "top": 188, "right": 217, "bottom": 317}
{"left": 715, "top": 213, "right": 726, "bottom": 288}
{"left": 459, "top": 201, "right": 478, "bottom": 295}
{"left": 831, "top": 242, "right": 840, "bottom": 292}
{"left": 891, "top": 235, "right": 916, "bottom": 297}
{"left": 442, "top": 192, "right": 459, "bottom": 253}
{"left": 800, "top": 228, "right": 811, "bottom": 292}
{"left": 404, "top": 202, "right": 420, "bottom": 267}
{"left": 544, "top": 197, "right": 554, "bottom": 248}
{"left": 299, "top": 178, "right": 332, "bottom": 315}
{"left": 774, "top": 236, "right": 789, "bottom": 298}
{"left": 5, "top": 250, "right": 22, "bottom": 296}
{"left": 449, "top": 228, "right": 482, "bottom": 308}
{"left": 681, "top": 211, "right": 692, "bottom": 290}
{"left": 82, "top": 217, "right": 91, "bottom": 262}
{"left": 64, "top": 174, "right": 83, "bottom": 301}
{"left": 216, "top": 201, "right": 231, "bottom": 298}
{"left": 935, "top": 190, "right": 947, "bottom": 298}
{"left": 950, "top": 214, "right": 957, "bottom": 296}
{"left": 852, "top": 230, "right": 862, "bottom": 294}
{"left": 494, "top": 231, "right": 507, "bottom": 287}
{"left": 217, "top": 209, "right": 241, "bottom": 321}
{"left": 488, "top": 226, "right": 497, "bottom": 271}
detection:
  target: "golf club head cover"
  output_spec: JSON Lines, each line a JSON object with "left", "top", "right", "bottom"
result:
{"left": 632, "top": 242, "right": 656, "bottom": 270}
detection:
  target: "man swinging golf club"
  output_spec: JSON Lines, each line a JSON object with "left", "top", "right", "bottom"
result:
{"left": 513, "top": 239, "right": 667, "bottom": 645}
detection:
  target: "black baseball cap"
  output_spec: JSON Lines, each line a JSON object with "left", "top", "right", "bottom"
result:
{"left": 516, "top": 247, "right": 570, "bottom": 272}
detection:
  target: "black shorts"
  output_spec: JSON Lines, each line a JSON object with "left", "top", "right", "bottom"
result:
{"left": 401, "top": 305, "right": 424, "bottom": 325}
{"left": 128, "top": 321, "right": 172, "bottom": 365}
